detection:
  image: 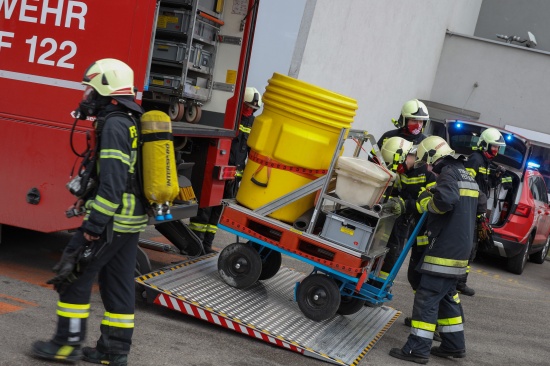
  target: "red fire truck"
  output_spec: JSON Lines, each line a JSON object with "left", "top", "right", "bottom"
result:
{"left": 0, "top": 0, "right": 259, "bottom": 259}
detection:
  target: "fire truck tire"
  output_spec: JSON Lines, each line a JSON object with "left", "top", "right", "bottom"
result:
{"left": 168, "top": 102, "right": 185, "bottom": 121}
{"left": 251, "top": 243, "right": 282, "bottom": 280}
{"left": 218, "top": 243, "right": 262, "bottom": 289}
{"left": 297, "top": 274, "right": 341, "bottom": 321}
{"left": 154, "top": 221, "right": 204, "bottom": 256}
{"left": 185, "top": 105, "right": 202, "bottom": 123}
{"left": 337, "top": 296, "right": 366, "bottom": 315}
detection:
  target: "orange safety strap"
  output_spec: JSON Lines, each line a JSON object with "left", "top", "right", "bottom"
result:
{"left": 247, "top": 150, "right": 328, "bottom": 186}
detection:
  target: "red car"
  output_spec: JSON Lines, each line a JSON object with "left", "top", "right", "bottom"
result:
{"left": 445, "top": 120, "right": 550, "bottom": 274}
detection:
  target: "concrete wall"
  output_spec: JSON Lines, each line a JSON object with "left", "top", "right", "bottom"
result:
{"left": 475, "top": 0, "right": 550, "bottom": 52}
{"left": 289, "top": 0, "right": 482, "bottom": 151}
{"left": 430, "top": 32, "right": 550, "bottom": 135}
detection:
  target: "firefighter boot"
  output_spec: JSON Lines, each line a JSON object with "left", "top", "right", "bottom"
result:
{"left": 389, "top": 348, "right": 429, "bottom": 364}
{"left": 32, "top": 340, "right": 82, "bottom": 363}
{"left": 202, "top": 232, "right": 217, "bottom": 254}
{"left": 431, "top": 346, "right": 466, "bottom": 359}
{"left": 82, "top": 347, "right": 128, "bottom": 366}
{"left": 456, "top": 281, "right": 475, "bottom": 296}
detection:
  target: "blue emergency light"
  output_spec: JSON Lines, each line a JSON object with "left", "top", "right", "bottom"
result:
{"left": 527, "top": 161, "right": 540, "bottom": 169}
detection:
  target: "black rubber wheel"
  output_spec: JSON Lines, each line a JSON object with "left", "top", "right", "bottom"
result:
{"left": 507, "top": 236, "right": 531, "bottom": 274}
{"left": 218, "top": 243, "right": 262, "bottom": 289}
{"left": 251, "top": 243, "right": 282, "bottom": 280}
{"left": 337, "top": 295, "right": 366, "bottom": 315}
{"left": 530, "top": 236, "right": 550, "bottom": 264}
{"left": 135, "top": 247, "right": 151, "bottom": 302}
{"left": 297, "top": 274, "right": 341, "bottom": 321}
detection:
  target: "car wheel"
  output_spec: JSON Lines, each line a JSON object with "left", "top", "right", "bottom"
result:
{"left": 507, "top": 236, "right": 531, "bottom": 275}
{"left": 529, "top": 235, "right": 550, "bottom": 264}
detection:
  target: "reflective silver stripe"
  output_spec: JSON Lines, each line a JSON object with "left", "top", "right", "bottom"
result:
{"left": 457, "top": 181, "right": 478, "bottom": 190}
{"left": 438, "top": 324, "right": 464, "bottom": 333}
{"left": 420, "top": 263, "right": 467, "bottom": 276}
{"left": 410, "top": 328, "right": 434, "bottom": 339}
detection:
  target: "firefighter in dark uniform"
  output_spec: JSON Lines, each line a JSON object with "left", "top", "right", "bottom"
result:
{"left": 458, "top": 127, "right": 509, "bottom": 296}
{"left": 377, "top": 137, "right": 437, "bottom": 282}
{"left": 375, "top": 99, "right": 429, "bottom": 154}
{"left": 32, "top": 59, "right": 148, "bottom": 366}
{"left": 389, "top": 136, "right": 480, "bottom": 364}
{"left": 189, "top": 87, "right": 262, "bottom": 253}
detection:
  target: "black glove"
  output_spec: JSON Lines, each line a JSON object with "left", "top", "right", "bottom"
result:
{"left": 416, "top": 189, "right": 433, "bottom": 213}
{"left": 46, "top": 246, "right": 84, "bottom": 294}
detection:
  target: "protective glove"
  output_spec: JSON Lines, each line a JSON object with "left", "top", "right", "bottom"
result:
{"left": 46, "top": 246, "right": 83, "bottom": 294}
{"left": 476, "top": 214, "right": 493, "bottom": 242}
{"left": 388, "top": 196, "right": 406, "bottom": 216}
{"left": 416, "top": 189, "right": 433, "bottom": 214}
{"left": 500, "top": 175, "right": 513, "bottom": 190}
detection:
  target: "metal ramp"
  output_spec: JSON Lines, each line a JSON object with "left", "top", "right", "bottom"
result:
{"left": 137, "top": 255, "right": 400, "bottom": 365}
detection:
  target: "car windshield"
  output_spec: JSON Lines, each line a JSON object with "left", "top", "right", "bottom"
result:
{"left": 446, "top": 121, "right": 526, "bottom": 170}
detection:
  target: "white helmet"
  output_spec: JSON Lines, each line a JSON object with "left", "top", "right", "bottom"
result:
{"left": 478, "top": 128, "right": 506, "bottom": 151}
{"left": 381, "top": 137, "right": 414, "bottom": 173}
{"left": 396, "top": 99, "right": 430, "bottom": 129}
{"left": 416, "top": 136, "right": 455, "bottom": 166}
{"left": 244, "top": 87, "right": 262, "bottom": 110}
{"left": 82, "top": 58, "right": 135, "bottom": 97}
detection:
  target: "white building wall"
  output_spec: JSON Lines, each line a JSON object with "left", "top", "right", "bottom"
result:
{"left": 289, "top": 0, "right": 482, "bottom": 151}
{"left": 431, "top": 33, "right": 550, "bottom": 136}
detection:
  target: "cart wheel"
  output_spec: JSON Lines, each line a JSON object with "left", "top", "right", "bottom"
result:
{"left": 168, "top": 102, "right": 185, "bottom": 121}
{"left": 297, "top": 274, "right": 341, "bottom": 321}
{"left": 337, "top": 296, "right": 366, "bottom": 315}
{"left": 251, "top": 243, "right": 282, "bottom": 280}
{"left": 218, "top": 243, "right": 262, "bottom": 289}
{"left": 135, "top": 247, "right": 152, "bottom": 302}
{"left": 185, "top": 105, "right": 202, "bottom": 123}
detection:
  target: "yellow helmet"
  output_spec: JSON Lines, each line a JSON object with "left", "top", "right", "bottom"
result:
{"left": 82, "top": 58, "right": 135, "bottom": 97}
{"left": 396, "top": 99, "right": 429, "bottom": 128}
{"left": 415, "top": 136, "right": 455, "bottom": 166}
{"left": 381, "top": 137, "right": 414, "bottom": 173}
{"left": 244, "top": 87, "right": 262, "bottom": 110}
{"left": 478, "top": 127, "right": 506, "bottom": 151}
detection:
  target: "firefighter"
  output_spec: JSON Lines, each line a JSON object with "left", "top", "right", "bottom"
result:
{"left": 376, "top": 99, "right": 429, "bottom": 152}
{"left": 189, "top": 87, "right": 262, "bottom": 253}
{"left": 32, "top": 59, "right": 148, "bottom": 365}
{"left": 458, "top": 127, "right": 509, "bottom": 296}
{"left": 377, "top": 137, "right": 437, "bottom": 282}
{"left": 389, "top": 136, "right": 480, "bottom": 364}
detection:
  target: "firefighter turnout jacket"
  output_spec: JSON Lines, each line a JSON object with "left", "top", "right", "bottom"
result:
{"left": 464, "top": 150, "right": 513, "bottom": 197}
{"left": 418, "top": 158, "right": 480, "bottom": 278}
{"left": 82, "top": 104, "right": 148, "bottom": 235}
{"left": 376, "top": 128, "right": 427, "bottom": 150}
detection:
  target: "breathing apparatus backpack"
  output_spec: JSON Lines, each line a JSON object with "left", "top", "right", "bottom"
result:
{"left": 139, "top": 110, "right": 180, "bottom": 220}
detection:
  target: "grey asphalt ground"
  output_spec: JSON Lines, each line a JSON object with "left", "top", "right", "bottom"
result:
{"left": 0, "top": 224, "right": 549, "bottom": 366}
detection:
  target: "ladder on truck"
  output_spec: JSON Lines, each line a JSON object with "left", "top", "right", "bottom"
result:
{"left": 136, "top": 128, "right": 426, "bottom": 365}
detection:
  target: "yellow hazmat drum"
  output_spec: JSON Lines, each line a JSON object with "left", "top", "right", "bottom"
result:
{"left": 236, "top": 73, "right": 358, "bottom": 223}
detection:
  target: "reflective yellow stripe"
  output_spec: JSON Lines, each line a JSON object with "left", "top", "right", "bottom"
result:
{"left": 453, "top": 293, "right": 461, "bottom": 304}
{"left": 459, "top": 188, "right": 479, "bottom": 198}
{"left": 400, "top": 176, "right": 426, "bottom": 184}
{"left": 424, "top": 256, "right": 468, "bottom": 268}
{"left": 478, "top": 167, "right": 489, "bottom": 175}
{"left": 189, "top": 222, "right": 207, "bottom": 232}
{"left": 56, "top": 301, "right": 90, "bottom": 319}
{"left": 417, "top": 235, "right": 429, "bottom": 246}
{"left": 101, "top": 312, "right": 135, "bottom": 329}
{"left": 379, "top": 271, "right": 389, "bottom": 279}
{"left": 55, "top": 345, "right": 78, "bottom": 359}
{"left": 100, "top": 149, "right": 130, "bottom": 166}
{"left": 206, "top": 224, "right": 218, "bottom": 234}
{"left": 426, "top": 182, "right": 436, "bottom": 189}
{"left": 239, "top": 124, "right": 251, "bottom": 134}
{"left": 466, "top": 167, "right": 476, "bottom": 177}
{"left": 438, "top": 316, "right": 463, "bottom": 326}
{"left": 411, "top": 320, "right": 436, "bottom": 332}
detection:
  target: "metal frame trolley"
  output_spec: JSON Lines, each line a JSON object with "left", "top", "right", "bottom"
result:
{"left": 217, "top": 128, "right": 427, "bottom": 321}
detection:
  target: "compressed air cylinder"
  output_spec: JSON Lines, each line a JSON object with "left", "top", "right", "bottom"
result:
{"left": 140, "top": 110, "right": 179, "bottom": 220}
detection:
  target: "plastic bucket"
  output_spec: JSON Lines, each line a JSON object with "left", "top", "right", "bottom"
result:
{"left": 236, "top": 73, "right": 358, "bottom": 223}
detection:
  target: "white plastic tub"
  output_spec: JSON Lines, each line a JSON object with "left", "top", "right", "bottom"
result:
{"left": 334, "top": 157, "right": 395, "bottom": 207}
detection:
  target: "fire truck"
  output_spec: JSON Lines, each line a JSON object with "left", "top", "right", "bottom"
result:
{"left": 0, "top": 0, "right": 259, "bottom": 262}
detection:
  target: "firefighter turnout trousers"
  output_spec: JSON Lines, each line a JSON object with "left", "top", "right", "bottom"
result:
{"left": 53, "top": 230, "right": 139, "bottom": 354}
{"left": 403, "top": 273, "right": 465, "bottom": 357}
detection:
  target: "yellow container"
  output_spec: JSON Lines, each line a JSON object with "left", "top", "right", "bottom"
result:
{"left": 236, "top": 73, "right": 358, "bottom": 223}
